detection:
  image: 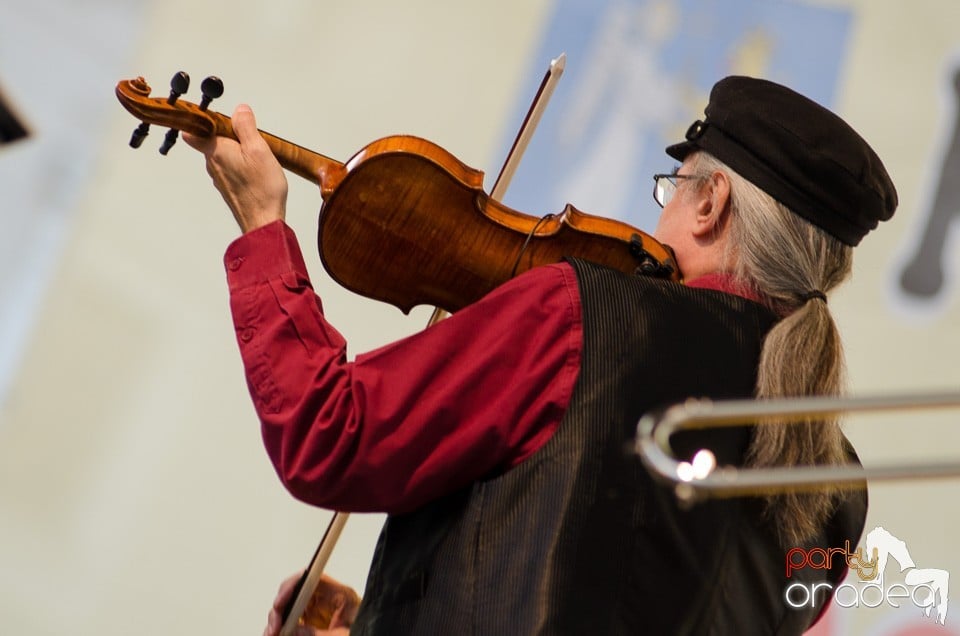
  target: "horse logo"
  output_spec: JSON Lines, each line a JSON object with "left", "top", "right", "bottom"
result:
{"left": 865, "top": 526, "right": 950, "bottom": 625}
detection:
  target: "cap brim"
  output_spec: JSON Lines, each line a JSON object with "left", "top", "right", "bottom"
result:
{"left": 665, "top": 140, "right": 696, "bottom": 163}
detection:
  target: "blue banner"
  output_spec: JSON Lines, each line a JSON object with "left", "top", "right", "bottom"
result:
{"left": 497, "top": 0, "right": 851, "bottom": 232}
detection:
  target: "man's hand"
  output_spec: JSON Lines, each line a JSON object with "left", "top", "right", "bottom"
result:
{"left": 182, "top": 104, "right": 288, "bottom": 233}
{"left": 263, "top": 570, "right": 360, "bottom": 636}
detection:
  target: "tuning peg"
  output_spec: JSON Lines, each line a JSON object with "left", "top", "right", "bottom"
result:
{"left": 158, "top": 128, "right": 180, "bottom": 155}
{"left": 129, "top": 122, "right": 150, "bottom": 148}
{"left": 167, "top": 71, "right": 190, "bottom": 105}
{"left": 199, "top": 76, "right": 224, "bottom": 112}
{"left": 159, "top": 71, "right": 191, "bottom": 154}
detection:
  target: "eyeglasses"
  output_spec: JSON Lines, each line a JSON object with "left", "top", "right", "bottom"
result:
{"left": 652, "top": 173, "right": 700, "bottom": 208}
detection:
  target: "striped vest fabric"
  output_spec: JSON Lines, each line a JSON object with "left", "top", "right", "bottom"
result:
{"left": 351, "top": 260, "right": 867, "bottom": 635}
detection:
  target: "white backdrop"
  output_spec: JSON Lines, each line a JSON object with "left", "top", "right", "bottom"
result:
{"left": 1, "top": 1, "right": 958, "bottom": 634}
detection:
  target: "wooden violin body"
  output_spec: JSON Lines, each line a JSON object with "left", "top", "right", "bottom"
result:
{"left": 116, "top": 76, "right": 680, "bottom": 314}
{"left": 321, "top": 136, "right": 678, "bottom": 312}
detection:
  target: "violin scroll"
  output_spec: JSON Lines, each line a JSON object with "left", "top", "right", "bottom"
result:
{"left": 116, "top": 74, "right": 345, "bottom": 190}
{"left": 117, "top": 76, "right": 220, "bottom": 141}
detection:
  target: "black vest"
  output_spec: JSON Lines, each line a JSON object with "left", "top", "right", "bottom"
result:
{"left": 351, "top": 260, "right": 867, "bottom": 635}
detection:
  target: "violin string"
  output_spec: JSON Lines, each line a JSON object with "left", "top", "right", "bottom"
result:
{"left": 511, "top": 214, "right": 556, "bottom": 278}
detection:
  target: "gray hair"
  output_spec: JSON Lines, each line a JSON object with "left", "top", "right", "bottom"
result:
{"left": 688, "top": 151, "right": 855, "bottom": 547}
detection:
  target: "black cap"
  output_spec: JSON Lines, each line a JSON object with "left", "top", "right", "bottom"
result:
{"left": 666, "top": 76, "right": 897, "bottom": 246}
{"left": 0, "top": 86, "right": 28, "bottom": 145}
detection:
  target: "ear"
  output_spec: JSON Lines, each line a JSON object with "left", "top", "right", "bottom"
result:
{"left": 691, "top": 170, "right": 731, "bottom": 239}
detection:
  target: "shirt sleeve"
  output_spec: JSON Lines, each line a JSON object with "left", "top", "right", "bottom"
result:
{"left": 224, "top": 220, "right": 583, "bottom": 514}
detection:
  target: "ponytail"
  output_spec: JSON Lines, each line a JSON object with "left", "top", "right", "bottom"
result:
{"left": 689, "top": 152, "right": 854, "bottom": 546}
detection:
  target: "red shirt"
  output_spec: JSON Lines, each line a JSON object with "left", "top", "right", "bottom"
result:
{"left": 225, "top": 220, "right": 758, "bottom": 514}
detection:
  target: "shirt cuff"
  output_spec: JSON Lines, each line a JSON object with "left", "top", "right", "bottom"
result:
{"left": 224, "top": 220, "right": 311, "bottom": 291}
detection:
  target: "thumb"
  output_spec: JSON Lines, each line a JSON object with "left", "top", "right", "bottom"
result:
{"left": 232, "top": 103, "right": 261, "bottom": 145}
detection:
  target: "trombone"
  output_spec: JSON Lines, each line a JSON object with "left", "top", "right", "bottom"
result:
{"left": 634, "top": 391, "right": 960, "bottom": 504}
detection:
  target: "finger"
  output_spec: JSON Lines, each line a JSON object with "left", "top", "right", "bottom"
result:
{"left": 264, "top": 608, "right": 279, "bottom": 636}
{"left": 273, "top": 570, "right": 306, "bottom": 611}
{"left": 327, "top": 600, "right": 345, "bottom": 629}
{"left": 181, "top": 130, "right": 214, "bottom": 154}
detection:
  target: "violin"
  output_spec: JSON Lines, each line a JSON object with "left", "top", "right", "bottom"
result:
{"left": 115, "top": 75, "right": 681, "bottom": 314}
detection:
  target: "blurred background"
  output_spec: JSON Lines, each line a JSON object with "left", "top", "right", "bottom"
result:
{"left": 1, "top": 0, "right": 958, "bottom": 633}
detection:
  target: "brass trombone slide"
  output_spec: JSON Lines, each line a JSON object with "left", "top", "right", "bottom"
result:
{"left": 635, "top": 391, "right": 960, "bottom": 503}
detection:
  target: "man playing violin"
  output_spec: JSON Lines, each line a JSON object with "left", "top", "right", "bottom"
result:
{"left": 185, "top": 75, "right": 896, "bottom": 635}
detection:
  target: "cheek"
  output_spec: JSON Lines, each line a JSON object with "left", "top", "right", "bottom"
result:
{"left": 653, "top": 205, "right": 680, "bottom": 244}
